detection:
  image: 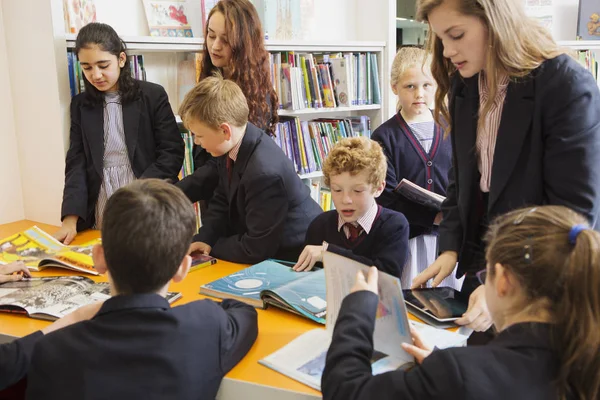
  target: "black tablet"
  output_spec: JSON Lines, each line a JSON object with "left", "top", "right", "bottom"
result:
{"left": 402, "top": 287, "right": 469, "bottom": 322}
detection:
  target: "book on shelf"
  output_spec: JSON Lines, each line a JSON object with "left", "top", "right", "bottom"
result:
{"left": 0, "top": 226, "right": 99, "bottom": 275}
{"left": 576, "top": 0, "right": 600, "bottom": 40}
{"left": 258, "top": 252, "right": 469, "bottom": 391}
{"left": 269, "top": 51, "right": 380, "bottom": 111}
{"left": 199, "top": 259, "right": 326, "bottom": 324}
{"left": 178, "top": 128, "right": 203, "bottom": 231}
{"left": 394, "top": 178, "right": 446, "bottom": 211}
{"left": 142, "top": 0, "right": 194, "bottom": 38}
{"left": 0, "top": 276, "right": 181, "bottom": 321}
{"left": 63, "top": 0, "right": 97, "bottom": 34}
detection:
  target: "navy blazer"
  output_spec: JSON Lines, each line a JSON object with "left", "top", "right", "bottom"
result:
{"left": 194, "top": 123, "right": 323, "bottom": 264}
{"left": 322, "top": 291, "right": 561, "bottom": 400}
{"left": 61, "top": 81, "right": 184, "bottom": 231}
{"left": 372, "top": 113, "right": 452, "bottom": 238}
{"left": 0, "top": 331, "right": 42, "bottom": 391}
{"left": 26, "top": 294, "right": 257, "bottom": 400}
{"left": 439, "top": 54, "right": 600, "bottom": 276}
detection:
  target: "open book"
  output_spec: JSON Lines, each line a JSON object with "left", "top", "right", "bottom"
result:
{"left": 0, "top": 276, "right": 181, "bottom": 321}
{"left": 199, "top": 259, "right": 326, "bottom": 324}
{"left": 259, "top": 252, "right": 468, "bottom": 391}
{"left": 0, "top": 226, "right": 99, "bottom": 275}
{"left": 394, "top": 178, "right": 446, "bottom": 211}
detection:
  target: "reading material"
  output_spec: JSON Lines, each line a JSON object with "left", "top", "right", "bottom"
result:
{"left": 259, "top": 252, "right": 468, "bottom": 391}
{"left": 199, "top": 259, "right": 326, "bottom": 324}
{"left": 394, "top": 178, "right": 446, "bottom": 211}
{"left": 0, "top": 226, "right": 99, "bottom": 275}
{"left": 189, "top": 253, "right": 217, "bottom": 272}
{"left": 0, "top": 276, "right": 181, "bottom": 321}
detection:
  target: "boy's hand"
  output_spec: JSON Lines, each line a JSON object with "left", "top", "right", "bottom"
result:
{"left": 0, "top": 261, "right": 31, "bottom": 283}
{"left": 293, "top": 245, "right": 323, "bottom": 271}
{"left": 455, "top": 285, "right": 492, "bottom": 332}
{"left": 401, "top": 326, "right": 433, "bottom": 364}
{"left": 188, "top": 241, "right": 211, "bottom": 256}
{"left": 350, "top": 266, "right": 378, "bottom": 294}
{"left": 54, "top": 215, "right": 78, "bottom": 245}
{"left": 42, "top": 301, "right": 104, "bottom": 335}
{"left": 411, "top": 251, "right": 457, "bottom": 288}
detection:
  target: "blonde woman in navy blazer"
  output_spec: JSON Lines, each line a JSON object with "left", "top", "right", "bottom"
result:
{"left": 55, "top": 23, "right": 183, "bottom": 244}
{"left": 411, "top": 0, "right": 600, "bottom": 333}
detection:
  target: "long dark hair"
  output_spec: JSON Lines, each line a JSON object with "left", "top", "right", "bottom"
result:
{"left": 485, "top": 206, "right": 600, "bottom": 400}
{"left": 201, "top": 0, "right": 278, "bottom": 135}
{"left": 75, "top": 22, "right": 140, "bottom": 106}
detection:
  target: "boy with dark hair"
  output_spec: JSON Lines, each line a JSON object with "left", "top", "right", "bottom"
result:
{"left": 179, "top": 74, "right": 322, "bottom": 263}
{"left": 293, "top": 137, "right": 410, "bottom": 278}
{"left": 26, "top": 179, "right": 258, "bottom": 400}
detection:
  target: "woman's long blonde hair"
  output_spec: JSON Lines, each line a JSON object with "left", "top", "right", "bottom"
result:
{"left": 416, "top": 0, "right": 563, "bottom": 133}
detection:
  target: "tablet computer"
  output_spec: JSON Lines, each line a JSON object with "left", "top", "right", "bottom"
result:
{"left": 402, "top": 287, "right": 469, "bottom": 323}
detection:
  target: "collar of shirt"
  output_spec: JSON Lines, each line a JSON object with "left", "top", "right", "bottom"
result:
{"left": 478, "top": 71, "right": 510, "bottom": 104}
{"left": 228, "top": 132, "right": 245, "bottom": 162}
{"left": 337, "top": 201, "right": 379, "bottom": 236}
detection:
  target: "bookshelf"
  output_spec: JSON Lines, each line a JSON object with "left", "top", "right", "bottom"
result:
{"left": 558, "top": 40, "right": 600, "bottom": 50}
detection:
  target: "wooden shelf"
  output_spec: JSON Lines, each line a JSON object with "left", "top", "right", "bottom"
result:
{"left": 65, "top": 34, "right": 385, "bottom": 53}
{"left": 278, "top": 104, "right": 381, "bottom": 116}
{"left": 558, "top": 40, "right": 600, "bottom": 50}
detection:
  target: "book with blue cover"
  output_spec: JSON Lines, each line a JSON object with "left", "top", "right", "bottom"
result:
{"left": 199, "top": 259, "right": 326, "bottom": 324}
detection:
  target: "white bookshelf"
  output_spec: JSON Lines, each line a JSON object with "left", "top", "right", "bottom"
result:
{"left": 298, "top": 171, "right": 324, "bottom": 180}
{"left": 558, "top": 40, "right": 600, "bottom": 50}
{"left": 65, "top": 33, "right": 203, "bottom": 52}
{"left": 278, "top": 104, "right": 381, "bottom": 116}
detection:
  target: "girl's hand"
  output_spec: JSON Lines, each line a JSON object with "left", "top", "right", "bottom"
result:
{"left": 401, "top": 326, "right": 433, "bottom": 364}
{"left": 350, "top": 266, "right": 378, "bottom": 294}
{"left": 54, "top": 215, "right": 78, "bottom": 245}
{"left": 411, "top": 251, "right": 458, "bottom": 288}
{"left": 293, "top": 245, "right": 323, "bottom": 271}
{"left": 0, "top": 261, "right": 31, "bottom": 283}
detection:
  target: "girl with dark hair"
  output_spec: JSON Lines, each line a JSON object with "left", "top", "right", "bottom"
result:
{"left": 323, "top": 205, "right": 600, "bottom": 400}
{"left": 54, "top": 22, "right": 184, "bottom": 244}
{"left": 176, "top": 0, "right": 280, "bottom": 204}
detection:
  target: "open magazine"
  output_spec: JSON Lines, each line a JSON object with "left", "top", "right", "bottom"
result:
{"left": 258, "top": 252, "right": 468, "bottom": 391}
{"left": 394, "top": 178, "right": 446, "bottom": 211}
{"left": 0, "top": 226, "right": 99, "bottom": 275}
{"left": 199, "top": 259, "right": 326, "bottom": 324}
{"left": 0, "top": 276, "right": 181, "bottom": 321}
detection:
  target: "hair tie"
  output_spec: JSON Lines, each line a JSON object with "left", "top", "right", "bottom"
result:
{"left": 568, "top": 224, "right": 587, "bottom": 245}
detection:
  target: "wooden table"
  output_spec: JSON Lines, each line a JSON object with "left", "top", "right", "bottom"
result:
{"left": 0, "top": 220, "right": 321, "bottom": 400}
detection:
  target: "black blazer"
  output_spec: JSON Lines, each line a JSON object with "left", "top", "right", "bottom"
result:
{"left": 61, "top": 81, "right": 184, "bottom": 231}
{"left": 194, "top": 123, "right": 323, "bottom": 264}
{"left": 322, "top": 291, "right": 561, "bottom": 400}
{"left": 439, "top": 54, "right": 600, "bottom": 276}
{"left": 26, "top": 294, "right": 257, "bottom": 400}
{"left": 0, "top": 331, "right": 42, "bottom": 391}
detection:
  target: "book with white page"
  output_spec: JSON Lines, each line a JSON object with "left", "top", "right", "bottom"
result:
{"left": 393, "top": 178, "right": 446, "bottom": 211}
{"left": 258, "top": 252, "right": 468, "bottom": 391}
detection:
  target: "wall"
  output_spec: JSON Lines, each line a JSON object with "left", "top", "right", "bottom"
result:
{"left": 0, "top": 1, "right": 24, "bottom": 224}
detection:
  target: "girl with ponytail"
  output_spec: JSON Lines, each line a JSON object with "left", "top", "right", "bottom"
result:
{"left": 322, "top": 205, "right": 600, "bottom": 400}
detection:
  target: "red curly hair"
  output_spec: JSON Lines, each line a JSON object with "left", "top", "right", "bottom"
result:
{"left": 201, "top": 0, "right": 279, "bottom": 135}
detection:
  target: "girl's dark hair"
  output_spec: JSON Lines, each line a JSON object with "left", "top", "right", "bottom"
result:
{"left": 201, "top": 0, "right": 279, "bottom": 135}
{"left": 74, "top": 22, "right": 140, "bottom": 105}
{"left": 485, "top": 205, "right": 600, "bottom": 400}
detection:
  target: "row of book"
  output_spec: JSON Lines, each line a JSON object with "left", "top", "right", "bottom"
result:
{"left": 269, "top": 52, "right": 381, "bottom": 111}
{"left": 272, "top": 116, "right": 371, "bottom": 176}
{"left": 575, "top": 50, "right": 598, "bottom": 86}
{"left": 308, "top": 181, "right": 335, "bottom": 211}
{"left": 179, "top": 130, "right": 202, "bottom": 231}
{"left": 67, "top": 52, "right": 147, "bottom": 97}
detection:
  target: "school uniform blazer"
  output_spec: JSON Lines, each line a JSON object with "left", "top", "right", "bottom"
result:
{"left": 372, "top": 113, "right": 452, "bottom": 238}
{"left": 61, "top": 80, "right": 184, "bottom": 231}
{"left": 322, "top": 291, "right": 561, "bottom": 400}
{"left": 26, "top": 294, "right": 258, "bottom": 400}
{"left": 439, "top": 54, "right": 600, "bottom": 276}
{"left": 0, "top": 331, "right": 42, "bottom": 390}
{"left": 194, "top": 123, "right": 323, "bottom": 264}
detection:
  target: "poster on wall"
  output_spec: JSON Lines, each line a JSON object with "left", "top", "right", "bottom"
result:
{"left": 142, "top": 0, "right": 194, "bottom": 37}
{"left": 577, "top": 0, "right": 600, "bottom": 40}
{"left": 522, "top": 0, "right": 554, "bottom": 34}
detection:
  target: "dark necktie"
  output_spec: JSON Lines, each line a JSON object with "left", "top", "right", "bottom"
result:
{"left": 345, "top": 223, "right": 363, "bottom": 242}
{"left": 226, "top": 156, "right": 234, "bottom": 184}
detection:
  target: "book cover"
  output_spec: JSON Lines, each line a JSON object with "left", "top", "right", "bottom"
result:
{"left": 0, "top": 276, "right": 182, "bottom": 321}
{"left": 199, "top": 259, "right": 326, "bottom": 323}
{"left": 577, "top": 0, "right": 600, "bottom": 40}
{"left": 0, "top": 226, "right": 99, "bottom": 275}
{"left": 142, "top": 0, "right": 194, "bottom": 38}
{"left": 63, "top": 0, "right": 97, "bottom": 34}
{"left": 394, "top": 178, "right": 446, "bottom": 211}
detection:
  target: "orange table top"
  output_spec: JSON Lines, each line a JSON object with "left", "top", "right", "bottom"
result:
{"left": 0, "top": 220, "right": 321, "bottom": 396}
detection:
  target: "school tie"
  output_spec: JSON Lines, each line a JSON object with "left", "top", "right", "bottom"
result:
{"left": 226, "top": 156, "right": 234, "bottom": 184}
{"left": 345, "top": 223, "right": 363, "bottom": 242}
